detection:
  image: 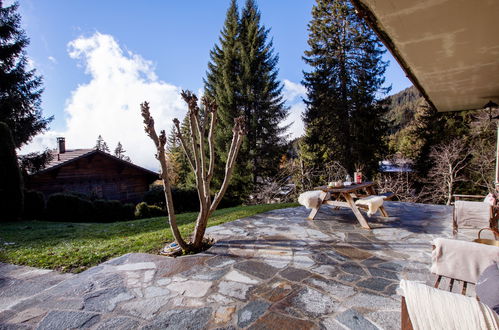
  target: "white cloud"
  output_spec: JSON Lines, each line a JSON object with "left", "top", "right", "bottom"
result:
{"left": 21, "top": 32, "right": 188, "bottom": 171}
{"left": 281, "top": 79, "right": 307, "bottom": 140}
{"left": 47, "top": 56, "right": 57, "bottom": 64}
{"left": 282, "top": 79, "right": 306, "bottom": 103}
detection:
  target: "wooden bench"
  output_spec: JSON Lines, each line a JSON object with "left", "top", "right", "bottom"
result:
{"left": 379, "top": 191, "right": 395, "bottom": 200}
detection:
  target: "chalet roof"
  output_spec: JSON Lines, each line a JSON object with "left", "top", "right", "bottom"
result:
{"left": 352, "top": 0, "right": 499, "bottom": 112}
{"left": 45, "top": 148, "right": 94, "bottom": 168}
{"left": 33, "top": 148, "right": 159, "bottom": 179}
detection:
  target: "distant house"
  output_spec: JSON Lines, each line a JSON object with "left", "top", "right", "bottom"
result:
{"left": 379, "top": 159, "right": 412, "bottom": 173}
{"left": 26, "top": 138, "right": 158, "bottom": 203}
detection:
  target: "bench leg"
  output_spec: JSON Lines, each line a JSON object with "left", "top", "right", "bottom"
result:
{"left": 366, "top": 185, "right": 389, "bottom": 217}
{"left": 307, "top": 191, "right": 328, "bottom": 220}
{"left": 379, "top": 206, "right": 389, "bottom": 217}
{"left": 343, "top": 193, "right": 371, "bottom": 229}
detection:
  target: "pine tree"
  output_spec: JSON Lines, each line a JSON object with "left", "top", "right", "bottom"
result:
{"left": 0, "top": 2, "right": 51, "bottom": 148}
{"left": 0, "top": 122, "right": 23, "bottom": 221}
{"left": 95, "top": 135, "right": 110, "bottom": 153}
{"left": 204, "top": 0, "right": 250, "bottom": 201}
{"left": 301, "top": 0, "right": 388, "bottom": 177}
{"left": 114, "top": 141, "right": 131, "bottom": 162}
{"left": 205, "top": 0, "right": 240, "bottom": 154}
{"left": 166, "top": 120, "right": 193, "bottom": 188}
{"left": 204, "top": 0, "right": 288, "bottom": 201}
{"left": 239, "top": 0, "right": 289, "bottom": 182}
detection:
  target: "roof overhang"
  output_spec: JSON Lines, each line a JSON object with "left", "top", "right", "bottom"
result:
{"left": 351, "top": 0, "right": 499, "bottom": 112}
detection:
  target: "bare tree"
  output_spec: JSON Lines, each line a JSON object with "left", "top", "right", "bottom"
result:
{"left": 428, "top": 139, "right": 472, "bottom": 205}
{"left": 375, "top": 172, "right": 423, "bottom": 203}
{"left": 140, "top": 91, "right": 245, "bottom": 252}
{"left": 296, "top": 160, "right": 348, "bottom": 191}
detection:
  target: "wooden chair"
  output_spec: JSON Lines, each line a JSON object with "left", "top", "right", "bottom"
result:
{"left": 401, "top": 237, "right": 499, "bottom": 330}
{"left": 452, "top": 194, "right": 498, "bottom": 237}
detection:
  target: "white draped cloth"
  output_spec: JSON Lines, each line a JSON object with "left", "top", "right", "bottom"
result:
{"left": 431, "top": 238, "right": 499, "bottom": 284}
{"left": 355, "top": 195, "right": 384, "bottom": 216}
{"left": 298, "top": 191, "right": 323, "bottom": 209}
{"left": 400, "top": 280, "right": 499, "bottom": 330}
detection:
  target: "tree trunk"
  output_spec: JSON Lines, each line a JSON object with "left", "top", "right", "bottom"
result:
{"left": 142, "top": 92, "right": 245, "bottom": 254}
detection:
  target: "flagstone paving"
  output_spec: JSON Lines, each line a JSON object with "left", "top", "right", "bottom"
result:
{"left": 0, "top": 201, "right": 473, "bottom": 329}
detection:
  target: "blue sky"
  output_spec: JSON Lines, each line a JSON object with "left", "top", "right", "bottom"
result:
{"left": 16, "top": 0, "right": 411, "bottom": 170}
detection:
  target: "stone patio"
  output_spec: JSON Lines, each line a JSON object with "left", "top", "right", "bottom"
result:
{"left": 0, "top": 202, "right": 474, "bottom": 329}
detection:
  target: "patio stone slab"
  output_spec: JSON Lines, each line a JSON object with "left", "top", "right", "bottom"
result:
{"left": 336, "top": 309, "right": 378, "bottom": 330}
{"left": 237, "top": 300, "right": 270, "bottom": 328}
{"left": 83, "top": 286, "right": 134, "bottom": 312}
{"left": 217, "top": 281, "right": 253, "bottom": 300}
{"left": 357, "top": 277, "right": 394, "bottom": 293}
{"left": 252, "top": 278, "right": 299, "bottom": 302}
{"left": 278, "top": 267, "right": 312, "bottom": 282}
{"left": 36, "top": 310, "right": 100, "bottom": 330}
{"left": 0, "top": 202, "right": 460, "bottom": 329}
{"left": 234, "top": 260, "right": 279, "bottom": 279}
{"left": 95, "top": 316, "right": 140, "bottom": 330}
{"left": 143, "top": 307, "right": 212, "bottom": 330}
{"left": 248, "top": 312, "right": 315, "bottom": 330}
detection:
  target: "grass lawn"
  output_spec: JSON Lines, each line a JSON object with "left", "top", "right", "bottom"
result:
{"left": 0, "top": 203, "right": 297, "bottom": 273}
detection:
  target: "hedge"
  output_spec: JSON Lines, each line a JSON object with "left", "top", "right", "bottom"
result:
{"left": 46, "top": 193, "right": 134, "bottom": 222}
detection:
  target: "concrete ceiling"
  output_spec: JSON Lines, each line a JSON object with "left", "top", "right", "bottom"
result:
{"left": 352, "top": 0, "right": 499, "bottom": 112}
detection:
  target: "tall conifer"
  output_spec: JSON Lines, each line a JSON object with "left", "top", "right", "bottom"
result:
{"left": 239, "top": 0, "right": 288, "bottom": 182}
{"left": 204, "top": 0, "right": 250, "bottom": 201}
{"left": 205, "top": 0, "right": 288, "bottom": 200}
{"left": 301, "top": 0, "right": 388, "bottom": 176}
{"left": 0, "top": 2, "right": 51, "bottom": 148}
{"left": 0, "top": 122, "right": 23, "bottom": 221}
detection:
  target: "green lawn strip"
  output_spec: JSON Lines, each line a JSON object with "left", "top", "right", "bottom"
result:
{"left": 0, "top": 203, "right": 298, "bottom": 272}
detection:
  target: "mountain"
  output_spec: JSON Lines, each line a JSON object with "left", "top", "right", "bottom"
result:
{"left": 384, "top": 86, "right": 423, "bottom": 135}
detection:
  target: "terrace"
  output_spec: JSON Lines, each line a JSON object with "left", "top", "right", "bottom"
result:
{"left": 0, "top": 201, "right": 471, "bottom": 329}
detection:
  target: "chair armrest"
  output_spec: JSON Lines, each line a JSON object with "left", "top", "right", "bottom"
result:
{"left": 431, "top": 238, "right": 499, "bottom": 284}
{"left": 453, "top": 194, "right": 486, "bottom": 201}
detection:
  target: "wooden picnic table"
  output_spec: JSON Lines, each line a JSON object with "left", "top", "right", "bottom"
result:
{"left": 308, "top": 181, "right": 389, "bottom": 229}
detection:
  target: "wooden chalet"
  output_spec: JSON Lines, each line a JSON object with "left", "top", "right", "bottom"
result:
{"left": 26, "top": 138, "right": 158, "bottom": 203}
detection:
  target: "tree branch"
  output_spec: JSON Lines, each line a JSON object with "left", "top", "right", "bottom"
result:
{"left": 204, "top": 97, "right": 218, "bottom": 184}
{"left": 140, "top": 101, "right": 189, "bottom": 250}
{"left": 210, "top": 116, "right": 245, "bottom": 213}
{"left": 172, "top": 118, "right": 195, "bottom": 171}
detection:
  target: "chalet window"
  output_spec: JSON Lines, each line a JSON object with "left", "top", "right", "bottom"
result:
{"left": 92, "top": 184, "right": 103, "bottom": 198}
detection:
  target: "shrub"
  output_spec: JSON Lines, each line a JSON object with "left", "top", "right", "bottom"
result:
{"left": 143, "top": 186, "right": 165, "bottom": 208}
{"left": 46, "top": 193, "right": 94, "bottom": 222}
{"left": 135, "top": 202, "right": 164, "bottom": 219}
{"left": 23, "top": 190, "right": 45, "bottom": 220}
{"left": 92, "top": 200, "right": 134, "bottom": 222}
{"left": 172, "top": 188, "right": 199, "bottom": 213}
{"left": 0, "top": 122, "right": 23, "bottom": 221}
{"left": 143, "top": 186, "right": 229, "bottom": 213}
{"left": 121, "top": 203, "right": 135, "bottom": 220}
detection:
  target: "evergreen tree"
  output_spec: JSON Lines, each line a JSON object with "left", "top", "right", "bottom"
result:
{"left": 0, "top": 122, "right": 23, "bottom": 221}
{"left": 0, "top": 2, "right": 51, "bottom": 148}
{"left": 402, "top": 102, "right": 473, "bottom": 178}
{"left": 204, "top": 0, "right": 251, "bottom": 201}
{"left": 18, "top": 149, "right": 53, "bottom": 174}
{"left": 166, "top": 120, "right": 193, "bottom": 188}
{"left": 114, "top": 142, "right": 131, "bottom": 162}
{"left": 239, "top": 0, "right": 289, "bottom": 182}
{"left": 205, "top": 0, "right": 240, "bottom": 155}
{"left": 204, "top": 0, "right": 288, "bottom": 200}
{"left": 95, "top": 135, "right": 110, "bottom": 153}
{"left": 301, "top": 0, "right": 388, "bottom": 177}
